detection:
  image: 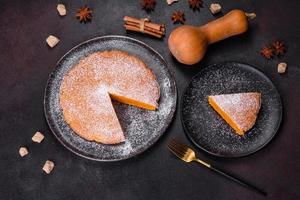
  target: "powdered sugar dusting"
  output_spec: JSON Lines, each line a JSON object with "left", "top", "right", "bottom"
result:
{"left": 59, "top": 51, "right": 160, "bottom": 144}
{"left": 44, "top": 36, "right": 177, "bottom": 161}
{"left": 181, "top": 62, "right": 282, "bottom": 157}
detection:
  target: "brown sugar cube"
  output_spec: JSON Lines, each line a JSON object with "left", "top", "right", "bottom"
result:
{"left": 210, "top": 3, "right": 222, "bottom": 14}
{"left": 32, "top": 131, "right": 44, "bottom": 143}
{"left": 46, "top": 35, "right": 60, "bottom": 48}
{"left": 57, "top": 4, "right": 66, "bottom": 16}
{"left": 167, "top": 0, "right": 178, "bottom": 5}
{"left": 42, "top": 160, "right": 55, "bottom": 174}
{"left": 278, "top": 62, "right": 287, "bottom": 74}
{"left": 19, "top": 147, "right": 28, "bottom": 157}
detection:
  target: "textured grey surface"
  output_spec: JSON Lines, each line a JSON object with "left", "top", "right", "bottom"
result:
{"left": 1, "top": 0, "right": 300, "bottom": 199}
{"left": 181, "top": 62, "right": 282, "bottom": 157}
{"left": 44, "top": 36, "right": 177, "bottom": 161}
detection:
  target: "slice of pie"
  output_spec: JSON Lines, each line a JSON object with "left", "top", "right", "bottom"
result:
{"left": 60, "top": 50, "right": 160, "bottom": 144}
{"left": 208, "top": 92, "right": 261, "bottom": 135}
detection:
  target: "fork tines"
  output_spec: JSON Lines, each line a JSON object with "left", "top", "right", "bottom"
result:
{"left": 167, "top": 139, "right": 189, "bottom": 158}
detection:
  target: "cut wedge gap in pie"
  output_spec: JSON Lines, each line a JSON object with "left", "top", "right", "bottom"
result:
{"left": 208, "top": 92, "right": 261, "bottom": 135}
{"left": 60, "top": 50, "right": 160, "bottom": 144}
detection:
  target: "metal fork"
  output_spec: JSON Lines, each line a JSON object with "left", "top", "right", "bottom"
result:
{"left": 167, "top": 139, "right": 267, "bottom": 196}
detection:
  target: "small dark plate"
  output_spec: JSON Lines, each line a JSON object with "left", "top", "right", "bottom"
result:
{"left": 44, "top": 36, "right": 177, "bottom": 161}
{"left": 181, "top": 62, "right": 282, "bottom": 158}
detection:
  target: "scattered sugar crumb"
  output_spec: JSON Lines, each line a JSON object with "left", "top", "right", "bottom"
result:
{"left": 57, "top": 4, "right": 67, "bottom": 16}
{"left": 210, "top": 3, "right": 222, "bottom": 14}
{"left": 278, "top": 62, "right": 287, "bottom": 74}
{"left": 32, "top": 131, "right": 44, "bottom": 143}
{"left": 167, "top": 0, "right": 178, "bottom": 5}
{"left": 42, "top": 160, "right": 55, "bottom": 174}
{"left": 46, "top": 35, "right": 60, "bottom": 48}
{"left": 19, "top": 147, "right": 28, "bottom": 157}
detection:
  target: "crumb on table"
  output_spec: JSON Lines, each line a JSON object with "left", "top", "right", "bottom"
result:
{"left": 167, "top": 0, "right": 178, "bottom": 5}
{"left": 278, "top": 62, "right": 287, "bottom": 74}
{"left": 42, "top": 160, "right": 55, "bottom": 174}
{"left": 32, "top": 131, "right": 44, "bottom": 143}
{"left": 210, "top": 3, "right": 222, "bottom": 14}
{"left": 57, "top": 4, "right": 67, "bottom": 16}
{"left": 46, "top": 35, "right": 60, "bottom": 48}
{"left": 19, "top": 147, "right": 28, "bottom": 157}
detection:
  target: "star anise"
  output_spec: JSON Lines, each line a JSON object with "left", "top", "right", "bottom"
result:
{"left": 172, "top": 10, "right": 185, "bottom": 24}
{"left": 260, "top": 46, "right": 274, "bottom": 59}
{"left": 272, "top": 41, "right": 286, "bottom": 56}
{"left": 141, "top": 0, "right": 156, "bottom": 12}
{"left": 188, "top": 0, "right": 203, "bottom": 10}
{"left": 76, "top": 5, "right": 92, "bottom": 23}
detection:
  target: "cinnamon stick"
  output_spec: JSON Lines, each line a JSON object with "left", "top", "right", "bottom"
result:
{"left": 123, "top": 16, "right": 165, "bottom": 38}
{"left": 126, "top": 22, "right": 164, "bottom": 35}
{"left": 124, "top": 16, "right": 164, "bottom": 31}
{"left": 125, "top": 21, "right": 165, "bottom": 33}
{"left": 124, "top": 25, "right": 163, "bottom": 38}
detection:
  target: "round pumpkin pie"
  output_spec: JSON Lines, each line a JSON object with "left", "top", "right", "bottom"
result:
{"left": 60, "top": 50, "right": 160, "bottom": 144}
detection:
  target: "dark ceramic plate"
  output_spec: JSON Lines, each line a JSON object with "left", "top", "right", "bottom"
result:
{"left": 44, "top": 36, "right": 177, "bottom": 161}
{"left": 181, "top": 62, "right": 282, "bottom": 157}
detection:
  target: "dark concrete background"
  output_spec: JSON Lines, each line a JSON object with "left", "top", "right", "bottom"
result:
{"left": 0, "top": 0, "right": 299, "bottom": 199}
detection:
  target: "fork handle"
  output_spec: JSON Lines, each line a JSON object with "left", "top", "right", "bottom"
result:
{"left": 194, "top": 159, "right": 267, "bottom": 196}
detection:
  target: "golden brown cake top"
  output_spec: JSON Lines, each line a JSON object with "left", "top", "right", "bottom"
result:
{"left": 59, "top": 50, "right": 160, "bottom": 144}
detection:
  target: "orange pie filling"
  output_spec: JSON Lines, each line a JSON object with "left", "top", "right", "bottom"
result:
{"left": 109, "top": 92, "right": 158, "bottom": 111}
{"left": 208, "top": 96, "right": 244, "bottom": 135}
